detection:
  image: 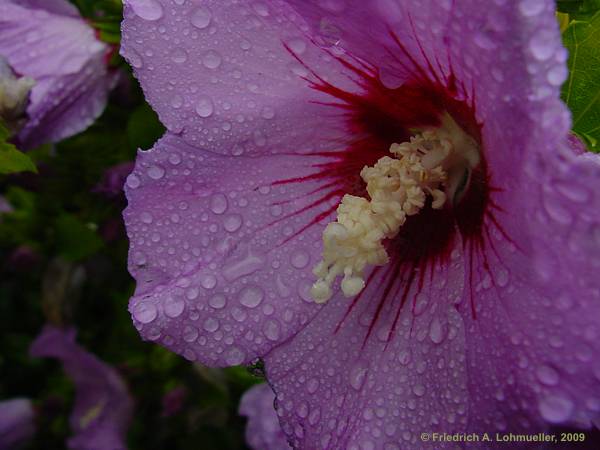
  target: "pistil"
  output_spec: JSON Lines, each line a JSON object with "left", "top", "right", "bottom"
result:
{"left": 311, "top": 129, "right": 455, "bottom": 303}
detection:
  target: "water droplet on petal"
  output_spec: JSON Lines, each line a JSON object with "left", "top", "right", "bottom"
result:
{"left": 195, "top": 96, "right": 214, "bottom": 118}
{"left": 536, "top": 365, "right": 560, "bottom": 386}
{"left": 126, "top": 174, "right": 141, "bottom": 189}
{"left": 239, "top": 285, "right": 264, "bottom": 308}
{"left": 147, "top": 165, "right": 165, "bottom": 180}
{"left": 209, "top": 294, "right": 227, "bottom": 309}
{"left": 539, "top": 394, "right": 574, "bottom": 423}
{"left": 171, "top": 48, "right": 188, "bottom": 64}
{"left": 264, "top": 319, "right": 281, "bottom": 341}
{"left": 224, "top": 214, "right": 243, "bottom": 232}
{"left": 190, "top": 7, "right": 212, "bottom": 29}
{"left": 133, "top": 301, "right": 157, "bottom": 324}
{"left": 429, "top": 317, "right": 445, "bottom": 344}
{"left": 210, "top": 193, "right": 228, "bottom": 214}
{"left": 349, "top": 364, "right": 368, "bottom": 390}
{"left": 225, "top": 346, "right": 246, "bottom": 365}
{"left": 202, "top": 50, "right": 222, "bottom": 69}
{"left": 164, "top": 296, "right": 185, "bottom": 318}
{"left": 183, "top": 325, "right": 199, "bottom": 342}
{"left": 203, "top": 317, "right": 219, "bottom": 332}
{"left": 128, "top": 0, "right": 164, "bottom": 21}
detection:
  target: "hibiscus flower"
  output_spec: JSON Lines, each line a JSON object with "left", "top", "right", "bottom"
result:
{"left": 0, "top": 0, "right": 113, "bottom": 149}
{"left": 30, "top": 326, "right": 133, "bottom": 450}
{"left": 121, "top": 0, "right": 600, "bottom": 448}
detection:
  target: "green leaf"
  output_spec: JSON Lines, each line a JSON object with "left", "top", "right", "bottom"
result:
{"left": 557, "top": 0, "right": 600, "bottom": 19}
{"left": 561, "top": 12, "right": 600, "bottom": 152}
{"left": 0, "top": 122, "right": 37, "bottom": 174}
{"left": 54, "top": 214, "right": 104, "bottom": 261}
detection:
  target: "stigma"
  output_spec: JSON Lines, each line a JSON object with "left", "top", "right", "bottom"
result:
{"left": 311, "top": 113, "right": 480, "bottom": 303}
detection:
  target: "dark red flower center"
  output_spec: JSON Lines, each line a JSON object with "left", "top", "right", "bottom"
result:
{"left": 273, "top": 34, "right": 510, "bottom": 344}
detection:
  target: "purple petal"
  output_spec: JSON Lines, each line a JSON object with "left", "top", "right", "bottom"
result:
{"left": 30, "top": 326, "right": 133, "bottom": 450}
{"left": 120, "top": 0, "right": 354, "bottom": 156}
{"left": 455, "top": 144, "right": 600, "bottom": 439}
{"left": 125, "top": 133, "right": 336, "bottom": 365}
{"left": 0, "top": 0, "right": 111, "bottom": 149}
{"left": 0, "top": 398, "right": 35, "bottom": 450}
{"left": 264, "top": 260, "right": 468, "bottom": 449}
{"left": 239, "top": 383, "right": 291, "bottom": 450}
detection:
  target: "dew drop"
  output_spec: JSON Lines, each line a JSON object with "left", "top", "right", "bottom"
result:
{"left": 147, "top": 165, "right": 165, "bottom": 180}
{"left": 133, "top": 301, "right": 157, "bottom": 324}
{"left": 190, "top": 7, "right": 212, "bottom": 29}
{"left": 202, "top": 50, "right": 222, "bottom": 69}
{"left": 264, "top": 319, "right": 281, "bottom": 341}
{"left": 183, "top": 325, "right": 199, "bottom": 342}
{"left": 126, "top": 174, "right": 141, "bottom": 189}
{"left": 128, "top": 0, "right": 164, "bottom": 21}
{"left": 536, "top": 365, "right": 560, "bottom": 386}
{"left": 290, "top": 250, "right": 310, "bottom": 269}
{"left": 210, "top": 193, "right": 228, "bottom": 214}
{"left": 225, "top": 346, "right": 246, "bottom": 365}
{"left": 195, "top": 96, "right": 214, "bottom": 118}
{"left": 203, "top": 317, "right": 219, "bottom": 332}
{"left": 429, "top": 317, "right": 445, "bottom": 344}
{"left": 538, "top": 394, "right": 573, "bottom": 423}
{"left": 170, "top": 94, "right": 183, "bottom": 109}
{"left": 239, "top": 285, "right": 264, "bottom": 308}
{"left": 224, "top": 214, "right": 243, "bottom": 232}
{"left": 349, "top": 364, "right": 368, "bottom": 390}
{"left": 209, "top": 294, "right": 227, "bottom": 309}
{"left": 164, "top": 296, "right": 185, "bottom": 318}
{"left": 171, "top": 48, "right": 188, "bottom": 64}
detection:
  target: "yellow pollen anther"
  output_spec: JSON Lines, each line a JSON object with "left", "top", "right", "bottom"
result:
{"left": 311, "top": 130, "right": 453, "bottom": 303}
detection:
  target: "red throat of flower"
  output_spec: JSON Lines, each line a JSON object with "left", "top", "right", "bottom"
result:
{"left": 273, "top": 31, "right": 510, "bottom": 344}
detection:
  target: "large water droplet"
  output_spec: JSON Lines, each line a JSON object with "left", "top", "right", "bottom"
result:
{"left": 133, "top": 301, "right": 157, "bottom": 324}
{"left": 183, "top": 325, "right": 199, "bottom": 342}
{"left": 203, "top": 317, "right": 219, "bottom": 332}
{"left": 210, "top": 193, "right": 228, "bottom": 214}
{"left": 264, "top": 319, "right": 281, "bottom": 341}
{"left": 171, "top": 48, "right": 188, "bottom": 64}
{"left": 147, "top": 165, "right": 165, "bottom": 180}
{"left": 429, "top": 317, "right": 445, "bottom": 344}
{"left": 126, "top": 174, "right": 141, "bottom": 189}
{"left": 202, "top": 50, "right": 222, "bottom": 69}
{"left": 536, "top": 365, "right": 560, "bottom": 386}
{"left": 164, "top": 296, "right": 185, "bottom": 318}
{"left": 239, "top": 285, "right": 264, "bottom": 308}
{"left": 195, "top": 96, "right": 214, "bottom": 118}
{"left": 209, "top": 294, "right": 227, "bottom": 309}
{"left": 128, "top": 0, "right": 164, "bottom": 21}
{"left": 190, "top": 7, "right": 212, "bottom": 29}
{"left": 539, "top": 394, "right": 574, "bottom": 423}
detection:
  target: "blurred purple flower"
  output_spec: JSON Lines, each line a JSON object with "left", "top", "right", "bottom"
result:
{"left": 30, "top": 326, "right": 133, "bottom": 450}
{"left": 0, "top": 196, "right": 12, "bottom": 215}
{"left": 94, "top": 162, "right": 135, "bottom": 198}
{"left": 239, "top": 384, "right": 291, "bottom": 450}
{"left": 121, "top": 0, "right": 600, "bottom": 448}
{"left": 0, "top": 398, "right": 35, "bottom": 450}
{"left": 0, "top": 0, "right": 113, "bottom": 149}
